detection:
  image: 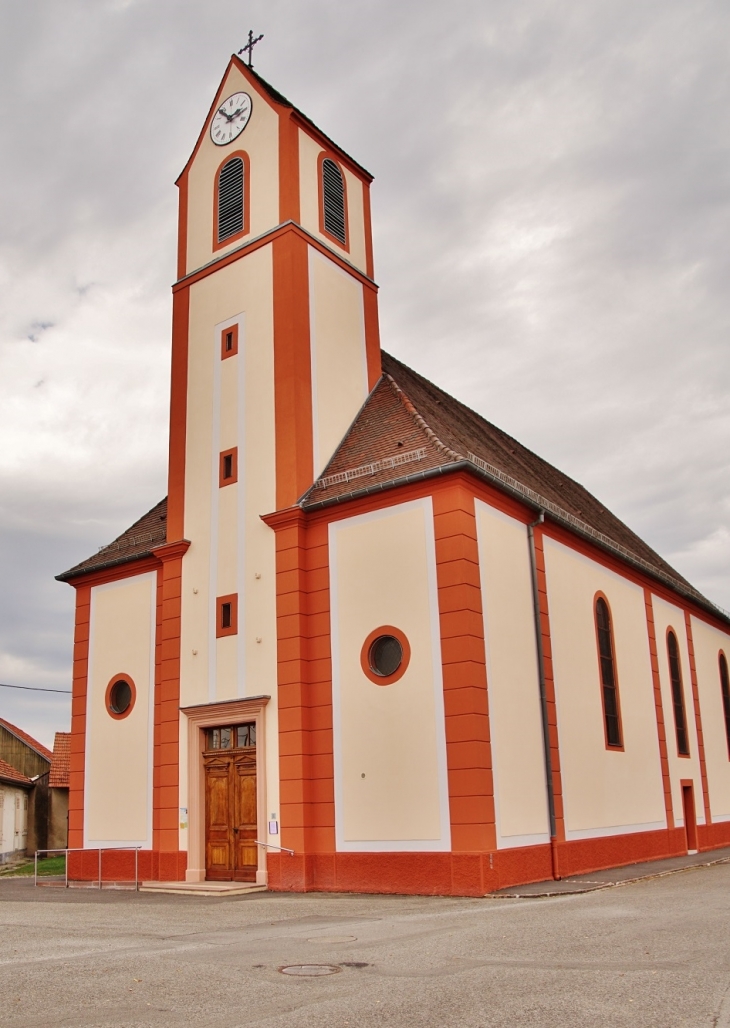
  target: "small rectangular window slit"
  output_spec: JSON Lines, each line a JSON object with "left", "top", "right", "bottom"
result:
{"left": 216, "top": 594, "right": 238, "bottom": 637}
{"left": 220, "top": 324, "right": 238, "bottom": 360}
{"left": 219, "top": 447, "right": 237, "bottom": 487}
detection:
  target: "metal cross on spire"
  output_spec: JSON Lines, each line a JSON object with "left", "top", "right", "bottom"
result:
{"left": 238, "top": 30, "right": 264, "bottom": 69}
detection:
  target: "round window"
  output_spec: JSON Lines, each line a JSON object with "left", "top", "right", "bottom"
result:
{"left": 105, "top": 675, "right": 136, "bottom": 719}
{"left": 109, "top": 679, "right": 132, "bottom": 714}
{"left": 369, "top": 635, "right": 403, "bottom": 678}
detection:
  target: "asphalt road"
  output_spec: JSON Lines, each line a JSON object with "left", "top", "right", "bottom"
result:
{"left": 2, "top": 864, "right": 730, "bottom": 1027}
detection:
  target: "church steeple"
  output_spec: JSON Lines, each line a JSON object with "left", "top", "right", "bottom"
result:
{"left": 168, "top": 55, "right": 382, "bottom": 540}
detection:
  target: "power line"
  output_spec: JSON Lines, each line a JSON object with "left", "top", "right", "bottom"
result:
{"left": 0, "top": 682, "right": 71, "bottom": 695}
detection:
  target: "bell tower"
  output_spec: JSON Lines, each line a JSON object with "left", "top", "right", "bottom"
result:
{"left": 167, "top": 55, "right": 381, "bottom": 712}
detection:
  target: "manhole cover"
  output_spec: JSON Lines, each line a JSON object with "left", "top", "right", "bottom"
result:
{"left": 280, "top": 964, "right": 341, "bottom": 977}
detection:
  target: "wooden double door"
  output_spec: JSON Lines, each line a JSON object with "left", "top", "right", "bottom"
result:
{"left": 204, "top": 746, "right": 258, "bottom": 881}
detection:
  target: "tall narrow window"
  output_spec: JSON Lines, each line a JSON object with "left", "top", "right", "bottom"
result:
{"left": 321, "top": 157, "right": 346, "bottom": 245}
{"left": 595, "top": 596, "right": 622, "bottom": 748}
{"left": 217, "top": 156, "right": 244, "bottom": 243}
{"left": 667, "top": 630, "right": 689, "bottom": 755}
{"left": 719, "top": 652, "right": 730, "bottom": 758}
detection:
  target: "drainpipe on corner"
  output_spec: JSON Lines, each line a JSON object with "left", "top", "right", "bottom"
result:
{"left": 527, "top": 511, "right": 560, "bottom": 881}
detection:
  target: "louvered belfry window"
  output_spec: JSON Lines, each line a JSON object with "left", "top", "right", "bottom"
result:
{"left": 667, "top": 630, "right": 689, "bottom": 756}
{"left": 595, "top": 597, "right": 622, "bottom": 747}
{"left": 322, "top": 158, "right": 346, "bottom": 245}
{"left": 217, "top": 157, "right": 244, "bottom": 243}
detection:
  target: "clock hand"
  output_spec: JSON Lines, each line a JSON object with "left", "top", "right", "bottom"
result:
{"left": 217, "top": 106, "right": 234, "bottom": 122}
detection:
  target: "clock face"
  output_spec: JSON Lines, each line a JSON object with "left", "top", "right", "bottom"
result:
{"left": 210, "top": 92, "right": 253, "bottom": 146}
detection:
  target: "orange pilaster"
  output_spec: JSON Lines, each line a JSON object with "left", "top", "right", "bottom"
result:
{"left": 272, "top": 233, "right": 314, "bottom": 509}
{"left": 433, "top": 482, "right": 496, "bottom": 856}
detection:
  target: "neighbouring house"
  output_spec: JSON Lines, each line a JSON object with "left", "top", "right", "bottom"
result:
{"left": 0, "top": 759, "right": 32, "bottom": 863}
{"left": 0, "top": 719, "right": 69, "bottom": 856}
{"left": 48, "top": 732, "right": 70, "bottom": 851}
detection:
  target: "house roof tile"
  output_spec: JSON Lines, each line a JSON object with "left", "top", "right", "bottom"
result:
{"left": 49, "top": 732, "right": 71, "bottom": 788}
{"left": 0, "top": 757, "right": 33, "bottom": 787}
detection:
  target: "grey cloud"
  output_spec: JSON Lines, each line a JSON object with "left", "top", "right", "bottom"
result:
{"left": 1, "top": 0, "right": 729, "bottom": 744}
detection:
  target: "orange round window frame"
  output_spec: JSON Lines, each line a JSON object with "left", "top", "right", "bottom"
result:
{"left": 105, "top": 674, "right": 137, "bottom": 720}
{"left": 360, "top": 626, "right": 411, "bottom": 686}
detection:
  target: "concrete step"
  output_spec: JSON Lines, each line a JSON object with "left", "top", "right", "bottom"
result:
{"left": 139, "top": 880, "right": 267, "bottom": 897}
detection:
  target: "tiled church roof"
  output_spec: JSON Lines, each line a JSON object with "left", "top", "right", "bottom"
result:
{"left": 57, "top": 498, "right": 168, "bottom": 582}
{"left": 303, "top": 352, "right": 724, "bottom": 620}
{"left": 57, "top": 352, "right": 725, "bottom": 622}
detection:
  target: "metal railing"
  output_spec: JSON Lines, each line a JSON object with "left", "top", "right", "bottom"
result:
{"left": 34, "top": 847, "right": 142, "bottom": 890}
{"left": 256, "top": 840, "right": 295, "bottom": 855}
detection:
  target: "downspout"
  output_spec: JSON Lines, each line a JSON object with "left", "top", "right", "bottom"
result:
{"left": 527, "top": 512, "right": 560, "bottom": 881}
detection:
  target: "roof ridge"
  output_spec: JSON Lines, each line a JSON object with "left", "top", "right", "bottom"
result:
{"left": 384, "top": 373, "right": 463, "bottom": 464}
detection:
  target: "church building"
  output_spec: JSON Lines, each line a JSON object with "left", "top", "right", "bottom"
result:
{"left": 58, "top": 55, "right": 730, "bottom": 895}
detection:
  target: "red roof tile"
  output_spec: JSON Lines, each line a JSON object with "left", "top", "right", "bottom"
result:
{"left": 302, "top": 351, "right": 725, "bottom": 622}
{"left": 55, "top": 351, "right": 726, "bottom": 626}
{"left": 0, "top": 718, "right": 53, "bottom": 763}
{"left": 0, "top": 757, "right": 33, "bottom": 787}
{"left": 57, "top": 498, "right": 168, "bottom": 581}
{"left": 48, "top": 732, "right": 71, "bottom": 788}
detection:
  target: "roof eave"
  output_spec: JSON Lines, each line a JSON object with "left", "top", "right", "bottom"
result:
{"left": 303, "top": 458, "right": 730, "bottom": 629}
{"left": 56, "top": 548, "right": 157, "bottom": 584}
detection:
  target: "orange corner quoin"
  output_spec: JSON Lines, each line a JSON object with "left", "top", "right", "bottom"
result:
{"left": 55, "top": 53, "right": 730, "bottom": 894}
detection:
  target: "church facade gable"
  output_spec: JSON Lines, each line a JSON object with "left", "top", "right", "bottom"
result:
{"left": 57, "top": 57, "right": 730, "bottom": 894}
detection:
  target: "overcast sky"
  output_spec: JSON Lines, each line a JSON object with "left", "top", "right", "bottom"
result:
{"left": 1, "top": 0, "right": 729, "bottom": 747}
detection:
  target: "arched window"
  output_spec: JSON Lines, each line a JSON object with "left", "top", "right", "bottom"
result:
{"left": 667, "top": 630, "right": 689, "bottom": 755}
{"left": 719, "top": 652, "right": 730, "bottom": 758}
{"left": 321, "top": 157, "right": 346, "bottom": 246}
{"left": 595, "top": 596, "right": 622, "bottom": 747}
{"left": 217, "top": 156, "right": 244, "bottom": 244}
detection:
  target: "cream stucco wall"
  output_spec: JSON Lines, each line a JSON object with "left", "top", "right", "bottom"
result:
{"left": 651, "top": 596, "right": 704, "bottom": 825}
{"left": 544, "top": 540, "right": 666, "bottom": 838}
{"left": 185, "top": 64, "right": 280, "bottom": 275}
{"left": 690, "top": 616, "right": 730, "bottom": 821}
{"left": 329, "top": 499, "right": 450, "bottom": 851}
{"left": 178, "top": 245, "right": 279, "bottom": 845}
{"left": 308, "top": 248, "right": 369, "bottom": 477}
{"left": 298, "top": 129, "right": 368, "bottom": 274}
{"left": 85, "top": 573, "right": 156, "bottom": 847}
{"left": 475, "top": 502, "right": 549, "bottom": 847}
